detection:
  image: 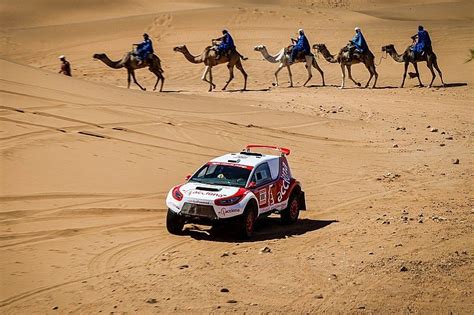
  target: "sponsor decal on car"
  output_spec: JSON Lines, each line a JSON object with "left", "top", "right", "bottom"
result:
{"left": 277, "top": 161, "right": 291, "bottom": 202}
{"left": 209, "top": 162, "right": 253, "bottom": 170}
{"left": 189, "top": 190, "right": 227, "bottom": 198}
{"left": 219, "top": 207, "right": 241, "bottom": 215}
{"left": 268, "top": 184, "right": 275, "bottom": 206}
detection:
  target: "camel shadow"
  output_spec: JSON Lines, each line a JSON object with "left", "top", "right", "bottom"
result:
{"left": 224, "top": 88, "right": 271, "bottom": 93}
{"left": 438, "top": 82, "right": 468, "bottom": 88}
{"left": 184, "top": 217, "right": 337, "bottom": 243}
{"left": 306, "top": 84, "right": 337, "bottom": 88}
{"left": 160, "top": 90, "right": 186, "bottom": 93}
{"left": 372, "top": 85, "right": 399, "bottom": 89}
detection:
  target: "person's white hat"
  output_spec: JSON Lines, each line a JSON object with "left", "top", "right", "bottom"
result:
{"left": 298, "top": 28, "right": 304, "bottom": 34}
{"left": 58, "top": 55, "right": 65, "bottom": 59}
{"left": 354, "top": 26, "right": 361, "bottom": 31}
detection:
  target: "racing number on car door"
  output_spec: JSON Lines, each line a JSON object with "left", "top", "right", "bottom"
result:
{"left": 254, "top": 163, "right": 276, "bottom": 212}
{"left": 258, "top": 188, "right": 267, "bottom": 207}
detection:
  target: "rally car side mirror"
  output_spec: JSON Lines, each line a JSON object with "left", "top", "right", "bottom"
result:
{"left": 185, "top": 175, "right": 191, "bottom": 180}
{"left": 247, "top": 181, "right": 257, "bottom": 189}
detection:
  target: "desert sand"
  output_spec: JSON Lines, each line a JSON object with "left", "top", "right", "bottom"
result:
{"left": 0, "top": 0, "right": 473, "bottom": 313}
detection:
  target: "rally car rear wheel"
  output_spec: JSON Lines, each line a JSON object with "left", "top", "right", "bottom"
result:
{"left": 281, "top": 194, "right": 299, "bottom": 224}
{"left": 166, "top": 209, "right": 184, "bottom": 235}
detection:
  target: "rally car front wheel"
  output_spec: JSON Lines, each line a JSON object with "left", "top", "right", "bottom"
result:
{"left": 237, "top": 203, "right": 257, "bottom": 239}
{"left": 166, "top": 209, "right": 185, "bottom": 235}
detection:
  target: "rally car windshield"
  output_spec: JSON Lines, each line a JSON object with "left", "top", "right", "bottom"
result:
{"left": 190, "top": 163, "right": 251, "bottom": 187}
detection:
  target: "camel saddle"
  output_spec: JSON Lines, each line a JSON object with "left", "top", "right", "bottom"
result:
{"left": 211, "top": 45, "right": 236, "bottom": 58}
{"left": 287, "top": 46, "right": 313, "bottom": 61}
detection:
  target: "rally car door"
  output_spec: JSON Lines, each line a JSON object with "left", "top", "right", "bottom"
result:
{"left": 252, "top": 162, "right": 279, "bottom": 214}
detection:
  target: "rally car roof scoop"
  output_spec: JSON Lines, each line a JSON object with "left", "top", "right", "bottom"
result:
{"left": 244, "top": 144, "right": 291, "bottom": 156}
{"left": 195, "top": 186, "right": 221, "bottom": 192}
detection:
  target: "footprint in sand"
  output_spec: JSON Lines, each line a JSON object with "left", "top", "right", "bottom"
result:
{"left": 147, "top": 13, "right": 173, "bottom": 41}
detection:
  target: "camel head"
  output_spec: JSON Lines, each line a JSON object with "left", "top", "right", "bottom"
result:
{"left": 173, "top": 45, "right": 187, "bottom": 53}
{"left": 381, "top": 44, "right": 395, "bottom": 53}
{"left": 312, "top": 43, "right": 327, "bottom": 52}
{"left": 93, "top": 53, "right": 106, "bottom": 60}
{"left": 254, "top": 45, "right": 266, "bottom": 51}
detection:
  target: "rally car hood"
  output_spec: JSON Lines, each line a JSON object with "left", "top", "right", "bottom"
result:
{"left": 179, "top": 182, "right": 242, "bottom": 204}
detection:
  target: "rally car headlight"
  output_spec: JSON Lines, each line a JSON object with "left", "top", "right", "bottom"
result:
{"left": 215, "top": 196, "right": 242, "bottom": 206}
{"left": 215, "top": 188, "right": 247, "bottom": 206}
{"left": 172, "top": 186, "right": 183, "bottom": 201}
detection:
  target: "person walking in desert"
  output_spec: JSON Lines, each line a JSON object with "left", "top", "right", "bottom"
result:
{"left": 58, "top": 55, "right": 71, "bottom": 76}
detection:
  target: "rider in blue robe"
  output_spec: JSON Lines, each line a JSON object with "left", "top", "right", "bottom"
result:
{"left": 215, "top": 30, "right": 235, "bottom": 60}
{"left": 290, "top": 29, "right": 311, "bottom": 63}
{"left": 412, "top": 25, "right": 432, "bottom": 55}
{"left": 351, "top": 27, "right": 369, "bottom": 53}
{"left": 135, "top": 33, "right": 154, "bottom": 64}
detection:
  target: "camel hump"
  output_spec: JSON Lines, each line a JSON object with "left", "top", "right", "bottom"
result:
{"left": 150, "top": 54, "right": 164, "bottom": 73}
{"left": 204, "top": 46, "right": 215, "bottom": 59}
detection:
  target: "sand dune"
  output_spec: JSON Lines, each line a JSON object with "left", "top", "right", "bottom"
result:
{"left": 0, "top": 0, "right": 473, "bottom": 313}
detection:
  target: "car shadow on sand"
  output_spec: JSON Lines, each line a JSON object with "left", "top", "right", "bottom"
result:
{"left": 184, "top": 217, "right": 337, "bottom": 243}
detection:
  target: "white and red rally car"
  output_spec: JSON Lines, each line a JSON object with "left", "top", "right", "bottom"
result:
{"left": 165, "top": 145, "right": 306, "bottom": 238}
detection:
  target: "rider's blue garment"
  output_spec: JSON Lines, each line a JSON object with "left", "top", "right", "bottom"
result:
{"left": 291, "top": 35, "right": 311, "bottom": 61}
{"left": 137, "top": 39, "right": 154, "bottom": 60}
{"left": 351, "top": 31, "right": 369, "bottom": 52}
{"left": 413, "top": 30, "right": 432, "bottom": 53}
{"left": 217, "top": 33, "right": 235, "bottom": 52}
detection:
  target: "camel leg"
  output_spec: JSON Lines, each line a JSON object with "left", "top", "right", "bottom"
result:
{"left": 222, "top": 64, "right": 235, "bottom": 91}
{"left": 372, "top": 66, "right": 378, "bottom": 88}
{"left": 235, "top": 60, "right": 248, "bottom": 91}
{"left": 127, "top": 70, "right": 131, "bottom": 89}
{"left": 347, "top": 65, "right": 362, "bottom": 87}
{"left": 413, "top": 62, "right": 424, "bottom": 87}
{"left": 153, "top": 73, "right": 164, "bottom": 92}
{"left": 208, "top": 67, "right": 215, "bottom": 91}
{"left": 401, "top": 62, "right": 409, "bottom": 88}
{"left": 201, "top": 66, "right": 211, "bottom": 91}
{"left": 131, "top": 70, "right": 146, "bottom": 91}
{"left": 426, "top": 61, "right": 436, "bottom": 88}
{"left": 312, "top": 59, "right": 325, "bottom": 86}
{"left": 363, "top": 63, "right": 375, "bottom": 88}
{"left": 303, "top": 60, "right": 313, "bottom": 87}
{"left": 151, "top": 68, "right": 164, "bottom": 92}
{"left": 201, "top": 66, "right": 215, "bottom": 92}
{"left": 274, "top": 63, "right": 284, "bottom": 87}
{"left": 432, "top": 59, "right": 445, "bottom": 86}
{"left": 340, "top": 64, "right": 346, "bottom": 89}
{"left": 159, "top": 73, "right": 165, "bottom": 92}
{"left": 287, "top": 65, "right": 293, "bottom": 87}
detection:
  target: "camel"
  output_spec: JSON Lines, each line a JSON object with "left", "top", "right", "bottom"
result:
{"left": 313, "top": 43, "right": 378, "bottom": 89}
{"left": 381, "top": 44, "right": 445, "bottom": 88}
{"left": 173, "top": 44, "right": 247, "bottom": 92}
{"left": 93, "top": 52, "right": 164, "bottom": 92}
{"left": 254, "top": 45, "right": 325, "bottom": 87}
